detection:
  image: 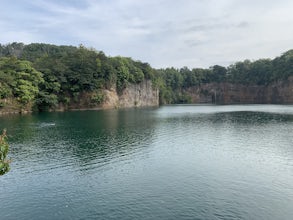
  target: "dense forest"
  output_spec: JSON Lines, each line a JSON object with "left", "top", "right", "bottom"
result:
{"left": 0, "top": 43, "right": 155, "bottom": 111}
{"left": 155, "top": 50, "right": 293, "bottom": 103}
{"left": 0, "top": 42, "right": 293, "bottom": 111}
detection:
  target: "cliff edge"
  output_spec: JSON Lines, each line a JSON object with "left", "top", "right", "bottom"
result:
{"left": 103, "top": 80, "right": 159, "bottom": 109}
{"left": 185, "top": 77, "right": 293, "bottom": 104}
{"left": 56, "top": 79, "right": 159, "bottom": 111}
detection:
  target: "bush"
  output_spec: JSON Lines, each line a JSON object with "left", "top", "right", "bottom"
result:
{"left": 0, "top": 129, "right": 10, "bottom": 176}
{"left": 90, "top": 91, "right": 105, "bottom": 105}
{"left": 0, "top": 101, "right": 4, "bottom": 108}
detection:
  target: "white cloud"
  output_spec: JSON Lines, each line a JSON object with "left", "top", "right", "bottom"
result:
{"left": 0, "top": 0, "right": 293, "bottom": 68}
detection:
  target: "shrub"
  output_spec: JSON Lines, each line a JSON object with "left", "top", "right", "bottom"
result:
{"left": 0, "top": 129, "right": 10, "bottom": 176}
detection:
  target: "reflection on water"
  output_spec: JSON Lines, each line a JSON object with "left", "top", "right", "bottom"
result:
{"left": 1, "top": 105, "right": 293, "bottom": 220}
{"left": 1, "top": 109, "right": 157, "bottom": 174}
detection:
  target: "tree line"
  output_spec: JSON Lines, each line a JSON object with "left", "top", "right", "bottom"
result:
{"left": 0, "top": 42, "right": 292, "bottom": 108}
{"left": 0, "top": 43, "right": 155, "bottom": 111}
{"left": 154, "top": 50, "right": 293, "bottom": 103}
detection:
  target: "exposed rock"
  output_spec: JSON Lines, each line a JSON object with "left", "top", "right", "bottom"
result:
{"left": 102, "top": 88, "right": 119, "bottom": 109}
{"left": 0, "top": 80, "right": 159, "bottom": 115}
{"left": 68, "top": 80, "right": 159, "bottom": 110}
{"left": 118, "top": 80, "right": 159, "bottom": 108}
{"left": 185, "top": 77, "right": 293, "bottom": 104}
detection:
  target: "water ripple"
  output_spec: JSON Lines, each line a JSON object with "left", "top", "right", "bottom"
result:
{"left": 1, "top": 105, "right": 293, "bottom": 219}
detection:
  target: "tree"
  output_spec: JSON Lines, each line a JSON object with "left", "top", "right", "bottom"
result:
{"left": 210, "top": 65, "right": 227, "bottom": 83}
{"left": 111, "top": 57, "right": 131, "bottom": 92}
{"left": 226, "top": 60, "right": 251, "bottom": 83}
{"left": 13, "top": 60, "right": 43, "bottom": 106}
{"left": 0, "top": 57, "right": 44, "bottom": 110}
{"left": 249, "top": 59, "right": 272, "bottom": 85}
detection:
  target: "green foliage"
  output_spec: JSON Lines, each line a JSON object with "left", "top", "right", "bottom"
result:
{"left": 0, "top": 42, "right": 24, "bottom": 57}
{"left": 0, "top": 43, "right": 154, "bottom": 110}
{"left": 0, "top": 82, "right": 12, "bottom": 99}
{"left": 177, "top": 93, "right": 192, "bottom": 104}
{"left": 112, "top": 57, "right": 131, "bottom": 92}
{"left": 155, "top": 50, "right": 293, "bottom": 103}
{"left": 35, "top": 92, "right": 59, "bottom": 111}
{"left": 0, "top": 57, "right": 43, "bottom": 106}
{"left": 130, "top": 65, "right": 144, "bottom": 83}
{"left": 90, "top": 91, "right": 105, "bottom": 105}
{"left": 1, "top": 42, "right": 293, "bottom": 108}
{"left": 0, "top": 129, "right": 10, "bottom": 176}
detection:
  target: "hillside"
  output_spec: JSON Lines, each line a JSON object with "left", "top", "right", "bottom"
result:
{"left": 0, "top": 43, "right": 157, "bottom": 113}
{"left": 0, "top": 42, "right": 293, "bottom": 114}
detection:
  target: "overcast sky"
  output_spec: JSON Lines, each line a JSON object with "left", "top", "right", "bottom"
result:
{"left": 1, "top": 0, "right": 293, "bottom": 68}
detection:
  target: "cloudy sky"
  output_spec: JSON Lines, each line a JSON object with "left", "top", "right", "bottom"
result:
{"left": 1, "top": 0, "right": 293, "bottom": 68}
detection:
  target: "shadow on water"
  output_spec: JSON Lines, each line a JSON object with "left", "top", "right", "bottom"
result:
{"left": 57, "top": 109, "right": 157, "bottom": 171}
{"left": 2, "top": 105, "right": 293, "bottom": 174}
{"left": 0, "top": 114, "right": 40, "bottom": 143}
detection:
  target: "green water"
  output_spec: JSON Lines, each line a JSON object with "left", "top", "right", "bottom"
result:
{"left": 1, "top": 105, "right": 293, "bottom": 219}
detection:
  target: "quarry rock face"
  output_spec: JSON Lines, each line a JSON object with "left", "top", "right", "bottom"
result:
{"left": 185, "top": 77, "right": 293, "bottom": 104}
{"left": 102, "top": 80, "right": 159, "bottom": 109}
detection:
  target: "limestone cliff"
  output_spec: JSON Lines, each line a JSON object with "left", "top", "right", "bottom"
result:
{"left": 0, "top": 80, "right": 159, "bottom": 115}
{"left": 102, "top": 80, "right": 159, "bottom": 109}
{"left": 66, "top": 80, "right": 159, "bottom": 110}
{"left": 185, "top": 77, "right": 293, "bottom": 104}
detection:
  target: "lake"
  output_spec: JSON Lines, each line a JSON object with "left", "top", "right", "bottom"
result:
{"left": 1, "top": 105, "right": 293, "bottom": 219}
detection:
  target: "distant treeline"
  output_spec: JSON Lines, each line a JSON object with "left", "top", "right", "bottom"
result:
{"left": 155, "top": 50, "right": 293, "bottom": 103}
{"left": 0, "top": 42, "right": 292, "bottom": 109}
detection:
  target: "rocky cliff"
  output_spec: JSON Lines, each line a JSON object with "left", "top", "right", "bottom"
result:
{"left": 102, "top": 80, "right": 159, "bottom": 109}
{"left": 0, "top": 80, "right": 159, "bottom": 115}
{"left": 185, "top": 77, "right": 293, "bottom": 104}
{"left": 63, "top": 80, "right": 159, "bottom": 111}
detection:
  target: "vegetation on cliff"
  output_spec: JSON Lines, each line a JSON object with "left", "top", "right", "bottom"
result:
{"left": 0, "top": 42, "right": 292, "bottom": 109}
{"left": 155, "top": 50, "right": 293, "bottom": 103}
{"left": 0, "top": 43, "right": 155, "bottom": 111}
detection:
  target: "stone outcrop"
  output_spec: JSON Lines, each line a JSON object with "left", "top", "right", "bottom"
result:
{"left": 103, "top": 80, "right": 159, "bottom": 109}
{"left": 185, "top": 77, "right": 293, "bottom": 104}
{"left": 66, "top": 80, "right": 159, "bottom": 110}
{"left": 0, "top": 80, "right": 159, "bottom": 115}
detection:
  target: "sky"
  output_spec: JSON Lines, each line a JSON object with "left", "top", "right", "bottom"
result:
{"left": 1, "top": 0, "right": 293, "bottom": 68}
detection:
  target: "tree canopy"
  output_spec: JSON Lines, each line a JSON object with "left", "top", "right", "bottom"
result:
{"left": 0, "top": 43, "right": 154, "bottom": 111}
{"left": 154, "top": 50, "right": 293, "bottom": 103}
{"left": 0, "top": 42, "right": 292, "bottom": 108}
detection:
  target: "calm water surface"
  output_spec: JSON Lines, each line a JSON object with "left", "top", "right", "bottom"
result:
{"left": 1, "top": 105, "right": 293, "bottom": 219}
